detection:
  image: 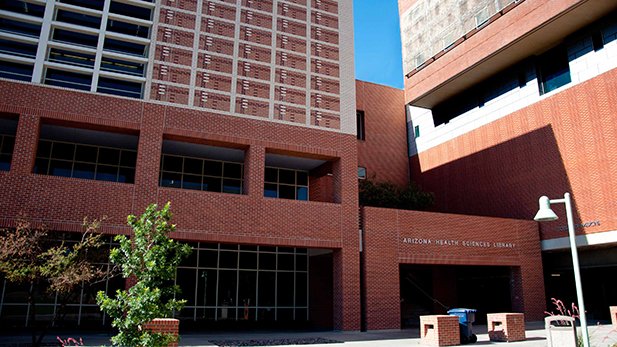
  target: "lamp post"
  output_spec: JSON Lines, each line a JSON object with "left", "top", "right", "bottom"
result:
{"left": 534, "top": 192, "right": 590, "bottom": 347}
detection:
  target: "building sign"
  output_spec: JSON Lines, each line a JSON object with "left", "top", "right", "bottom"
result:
{"left": 557, "top": 220, "right": 600, "bottom": 231}
{"left": 401, "top": 238, "right": 515, "bottom": 248}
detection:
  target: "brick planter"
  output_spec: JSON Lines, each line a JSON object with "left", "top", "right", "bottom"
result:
{"left": 487, "top": 313, "right": 525, "bottom": 342}
{"left": 611, "top": 306, "right": 617, "bottom": 329}
{"left": 143, "top": 318, "right": 180, "bottom": 347}
{"left": 420, "top": 315, "right": 460, "bottom": 346}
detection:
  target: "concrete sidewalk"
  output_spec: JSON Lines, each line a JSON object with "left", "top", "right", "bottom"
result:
{"left": 2, "top": 322, "right": 616, "bottom": 346}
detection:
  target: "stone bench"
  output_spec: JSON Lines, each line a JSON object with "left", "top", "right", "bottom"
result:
{"left": 420, "top": 315, "right": 460, "bottom": 346}
{"left": 487, "top": 313, "right": 525, "bottom": 342}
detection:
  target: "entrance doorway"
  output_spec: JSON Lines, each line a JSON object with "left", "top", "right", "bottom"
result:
{"left": 400, "top": 264, "right": 512, "bottom": 328}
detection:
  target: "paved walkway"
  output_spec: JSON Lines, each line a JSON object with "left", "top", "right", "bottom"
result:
{"left": 3, "top": 322, "right": 616, "bottom": 346}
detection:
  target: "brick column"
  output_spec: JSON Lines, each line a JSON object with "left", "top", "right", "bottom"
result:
{"left": 362, "top": 207, "right": 400, "bottom": 330}
{"left": 332, "top": 135, "right": 361, "bottom": 331}
{"left": 243, "top": 144, "right": 265, "bottom": 196}
{"left": 11, "top": 114, "right": 39, "bottom": 175}
{"left": 514, "top": 221, "right": 547, "bottom": 321}
{"left": 610, "top": 306, "right": 617, "bottom": 328}
{"left": 132, "top": 104, "right": 166, "bottom": 214}
{"left": 143, "top": 318, "right": 179, "bottom": 347}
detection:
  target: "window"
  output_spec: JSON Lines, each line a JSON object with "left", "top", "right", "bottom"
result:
{"left": 106, "top": 19, "right": 150, "bottom": 38}
{"left": 175, "top": 243, "right": 308, "bottom": 322}
{"left": 34, "top": 140, "right": 137, "bottom": 183}
{"left": 97, "top": 77, "right": 143, "bottom": 99}
{"left": 537, "top": 44, "right": 571, "bottom": 95}
{"left": 55, "top": 9, "right": 102, "bottom": 29}
{"left": 52, "top": 29, "right": 99, "bottom": 48}
{"left": 0, "top": 39, "right": 38, "bottom": 58}
{"left": 58, "top": 0, "right": 104, "bottom": 11}
{"left": 44, "top": 69, "right": 92, "bottom": 91}
{"left": 0, "top": 134, "right": 15, "bottom": 171}
{"left": 264, "top": 167, "right": 309, "bottom": 201}
{"left": 0, "top": 61, "right": 33, "bottom": 81}
{"left": 0, "top": 18, "right": 41, "bottom": 37}
{"left": 356, "top": 110, "right": 365, "bottom": 140}
{"left": 358, "top": 167, "right": 366, "bottom": 179}
{"left": 159, "top": 155, "right": 243, "bottom": 194}
{"left": 592, "top": 31, "right": 604, "bottom": 51}
{"left": 414, "top": 125, "right": 420, "bottom": 139}
{"left": 109, "top": 1, "right": 152, "bottom": 21}
{"left": 103, "top": 38, "right": 148, "bottom": 57}
{"left": 48, "top": 48, "right": 96, "bottom": 68}
{"left": 475, "top": 7, "right": 489, "bottom": 28}
{"left": 1, "top": 0, "right": 45, "bottom": 17}
{"left": 100, "top": 57, "right": 145, "bottom": 77}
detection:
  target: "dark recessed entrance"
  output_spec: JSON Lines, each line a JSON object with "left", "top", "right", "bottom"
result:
{"left": 400, "top": 264, "right": 512, "bottom": 328}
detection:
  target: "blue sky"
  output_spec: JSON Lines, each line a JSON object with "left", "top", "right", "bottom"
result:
{"left": 353, "top": 0, "right": 404, "bottom": 89}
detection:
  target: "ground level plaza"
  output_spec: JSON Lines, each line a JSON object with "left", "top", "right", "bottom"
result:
{"left": 3, "top": 321, "right": 617, "bottom": 346}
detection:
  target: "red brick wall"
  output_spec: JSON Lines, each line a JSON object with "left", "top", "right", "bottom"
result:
{"left": 143, "top": 318, "right": 180, "bottom": 347}
{"left": 400, "top": 0, "right": 586, "bottom": 104}
{"left": 356, "top": 80, "right": 409, "bottom": 186}
{"left": 362, "top": 207, "right": 546, "bottom": 329}
{"left": 0, "top": 79, "right": 361, "bottom": 330}
{"left": 411, "top": 69, "right": 617, "bottom": 241}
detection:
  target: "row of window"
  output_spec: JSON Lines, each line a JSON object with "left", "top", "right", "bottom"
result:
{"left": 12, "top": 139, "right": 313, "bottom": 200}
{"left": 0, "top": 0, "right": 151, "bottom": 98}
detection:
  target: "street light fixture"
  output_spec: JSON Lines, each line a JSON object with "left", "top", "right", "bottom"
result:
{"left": 534, "top": 193, "right": 590, "bottom": 347}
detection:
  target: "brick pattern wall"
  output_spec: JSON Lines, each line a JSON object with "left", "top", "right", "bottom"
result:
{"left": 355, "top": 80, "right": 409, "bottom": 186}
{"left": 146, "top": 0, "right": 349, "bottom": 133}
{"left": 420, "top": 315, "right": 460, "bottom": 346}
{"left": 362, "top": 207, "right": 546, "bottom": 330}
{"left": 411, "top": 68, "right": 617, "bottom": 241}
{"left": 488, "top": 313, "right": 526, "bottom": 342}
{"left": 0, "top": 78, "right": 360, "bottom": 330}
{"left": 143, "top": 319, "right": 180, "bottom": 347}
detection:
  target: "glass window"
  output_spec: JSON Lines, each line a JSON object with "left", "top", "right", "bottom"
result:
{"left": 538, "top": 44, "right": 571, "bottom": 95}
{"left": 58, "top": 0, "right": 104, "bottom": 11}
{"left": 100, "top": 57, "right": 145, "bottom": 77}
{"left": 48, "top": 49, "right": 96, "bottom": 68}
{"left": 97, "top": 77, "right": 143, "bottom": 99}
{"left": 1, "top": 0, "right": 45, "bottom": 17}
{"left": 0, "top": 135, "right": 15, "bottom": 171}
{"left": 44, "top": 69, "right": 92, "bottom": 91}
{"left": 52, "top": 29, "right": 98, "bottom": 48}
{"left": 0, "top": 39, "right": 38, "bottom": 58}
{"left": 55, "top": 9, "right": 101, "bottom": 29}
{"left": 34, "top": 139, "right": 137, "bottom": 183}
{"left": 356, "top": 110, "right": 365, "bottom": 140}
{"left": 0, "top": 61, "right": 33, "bottom": 81}
{"left": 0, "top": 18, "right": 41, "bottom": 37}
{"left": 358, "top": 167, "right": 366, "bottom": 179}
{"left": 109, "top": 1, "right": 152, "bottom": 20}
{"left": 159, "top": 154, "right": 243, "bottom": 194}
{"left": 106, "top": 19, "right": 149, "bottom": 38}
{"left": 103, "top": 38, "right": 148, "bottom": 57}
{"left": 263, "top": 167, "right": 309, "bottom": 201}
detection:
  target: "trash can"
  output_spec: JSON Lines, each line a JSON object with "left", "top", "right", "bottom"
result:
{"left": 448, "top": 308, "right": 478, "bottom": 344}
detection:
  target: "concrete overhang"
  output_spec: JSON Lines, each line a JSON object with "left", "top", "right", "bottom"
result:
{"left": 408, "top": 0, "right": 617, "bottom": 109}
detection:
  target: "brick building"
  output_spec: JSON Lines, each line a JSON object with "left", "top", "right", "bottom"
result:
{"left": 0, "top": 0, "right": 577, "bottom": 333}
{"left": 401, "top": 0, "right": 617, "bottom": 322}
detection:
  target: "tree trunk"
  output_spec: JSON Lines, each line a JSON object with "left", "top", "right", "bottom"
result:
{"left": 36, "top": 291, "right": 77, "bottom": 346}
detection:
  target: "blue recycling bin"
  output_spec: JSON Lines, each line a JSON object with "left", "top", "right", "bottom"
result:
{"left": 447, "top": 308, "right": 478, "bottom": 344}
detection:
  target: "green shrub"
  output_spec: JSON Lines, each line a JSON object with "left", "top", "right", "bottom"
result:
{"left": 97, "top": 203, "right": 192, "bottom": 347}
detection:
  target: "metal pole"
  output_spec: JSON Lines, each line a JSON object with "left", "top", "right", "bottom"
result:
{"left": 563, "top": 192, "right": 590, "bottom": 347}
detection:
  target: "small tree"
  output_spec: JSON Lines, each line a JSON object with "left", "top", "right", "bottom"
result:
{"left": 359, "top": 174, "right": 435, "bottom": 210}
{"left": 0, "top": 217, "right": 109, "bottom": 347}
{"left": 97, "top": 202, "right": 192, "bottom": 347}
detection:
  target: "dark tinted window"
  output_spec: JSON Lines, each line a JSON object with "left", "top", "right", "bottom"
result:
{"left": 538, "top": 44, "right": 571, "bottom": 95}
